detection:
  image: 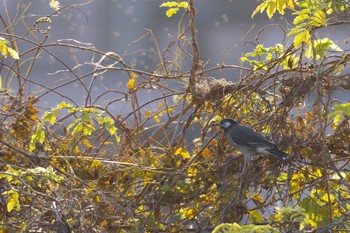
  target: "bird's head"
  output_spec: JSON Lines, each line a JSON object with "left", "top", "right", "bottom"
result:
{"left": 210, "top": 118, "right": 238, "bottom": 131}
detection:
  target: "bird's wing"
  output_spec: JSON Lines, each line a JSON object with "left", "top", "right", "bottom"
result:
{"left": 229, "top": 125, "right": 288, "bottom": 159}
{"left": 230, "top": 124, "right": 274, "bottom": 147}
{"left": 266, "top": 147, "right": 288, "bottom": 159}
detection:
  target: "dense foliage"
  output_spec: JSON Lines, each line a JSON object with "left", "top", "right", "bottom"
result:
{"left": 0, "top": 0, "right": 349, "bottom": 232}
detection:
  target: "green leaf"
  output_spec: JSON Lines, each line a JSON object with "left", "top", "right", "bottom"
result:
{"left": 57, "top": 101, "right": 73, "bottom": 109}
{"left": 81, "top": 110, "right": 92, "bottom": 122}
{"left": 36, "top": 17, "right": 52, "bottom": 24}
{"left": 67, "top": 118, "right": 81, "bottom": 133}
{"left": 334, "top": 102, "right": 350, "bottom": 116}
{"left": 212, "top": 223, "right": 242, "bottom": 233}
{"left": 43, "top": 112, "right": 57, "bottom": 125}
{"left": 329, "top": 102, "right": 350, "bottom": 128}
{"left": 277, "top": 172, "right": 288, "bottom": 182}
{"left": 72, "top": 122, "right": 82, "bottom": 135}
{"left": 248, "top": 225, "right": 280, "bottom": 232}
{"left": 289, "top": 22, "right": 308, "bottom": 35}
{"left": 255, "top": 44, "right": 268, "bottom": 55}
{"left": 301, "top": 197, "right": 331, "bottom": 227}
{"left": 240, "top": 56, "right": 249, "bottom": 62}
{"left": 29, "top": 123, "right": 45, "bottom": 152}
{"left": 306, "top": 38, "right": 343, "bottom": 59}
{"left": 103, "top": 117, "right": 117, "bottom": 135}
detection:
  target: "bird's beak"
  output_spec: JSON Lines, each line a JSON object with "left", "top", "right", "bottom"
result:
{"left": 209, "top": 121, "right": 220, "bottom": 127}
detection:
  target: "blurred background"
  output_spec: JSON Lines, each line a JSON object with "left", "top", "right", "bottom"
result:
{"left": 2, "top": 0, "right": 349, "bottom": 113}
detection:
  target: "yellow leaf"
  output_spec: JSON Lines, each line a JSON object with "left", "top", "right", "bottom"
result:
{"left": 44, "top": 112, "right": 57, "bottom": 125}
{"left": 90, "top": 159, "right": 101, "bottom": 168}
{"left": 266, "top": 1, "right": 277, "bottom": 19}
{"left": 312, "top": 10, "right": 327, "bottom": 26}
{"left": 160, "top": 2, "right": 178, "bottom": 7}
{"left": 211, "top": 115, "right": 222, "bottom": 123}
{"left": 1, "top": 44, "right": 8, "bottom": 57}
{"left": 252, "top": 2, "right": 268, "bottom": 18}
{"left": 326, "top": 8, "right": 333, "bottom": 14}
{"left": 153, "top": 115, "right": 161, "bottom": 123}
{"left": 311, "top": 167, "right": 322, "bottom": 178}
{"left": 174, "top": 147, "right": 191, "bottom": 159}
{"left": 186, "top": 208, "right": 195, "bottom": 219}
{"left": 129, "top": 71, "right": 138, "bottom": 79}
{"left": 144, "top": 110, "right": 152, "bottom": 119}
{"left": 115, "top": 134, "right": 121, "bottom": 143}
{"left": 286, "top": 0, "right": 294, "bottom": 9}
{"left": 251, "top": 193, "right": 264, "bottom": 204}
{"left": 187, "top": 167, "right": 197, "bottom": 177}
{"left": 100, "top": 219, "right": 108, "bottom": 228}
{"left": 74, "top": 145, "right": 79, "bottom": 154}
{"left": 127, "top": 78, "right": 136, "bottom": 90}
{"left": 7, "top": 47, "right": 19, "bottom": 59}
{"left": 49, "top": 0, "right": 60, "bottom": 11}
{"left": 250, "top": 209, "right": 263, "bottom": 224}
{"left": 0, "top": 37, "right": 8, "bottom": 44}
{"left": 19, "top": 222, "right": 27, "bottom": 231}
{"left": 333, "top": 114, "right": 342, "bottom": 127}
{"left": 3, "top": 190, "right": 20, "bottom": 212}
{"left": 293, "top": 30, "right": 310, "bottom": 47}
{"left": 201, "top": 148, "right": 212, "bottom": 158}
{"left": 82, "top": 139, "right": 93, "bottom": 148}
{"left": 320, "top": 192, "right": 335, "bottom": 203}
{"left": 261, "top": 125, "right": 271, "bottom": 134}
{"left": 166, "top": 8, "right": 179, "bottom": 17}
{"left": 293, "top": 14, "right": 309, "bottom": 25}
{"left": 290, "top": 172, "right": 304, "bottom": 197}
{"left": 276, "top": 0, "right": 286, "bottom": 15}
{"left": 0, "top": 38, "right": 18, "bottom": 59}
{"left": 178, "top": 2, "right": 189, "bottom": 8}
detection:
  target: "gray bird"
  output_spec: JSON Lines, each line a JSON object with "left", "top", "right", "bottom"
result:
{"left": 212, "top": 118, "right": 287, "bottom": 171}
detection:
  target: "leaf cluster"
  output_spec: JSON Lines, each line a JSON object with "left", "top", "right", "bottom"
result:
{"left": 0, "top": 0, "right": 349, "bottom": 232}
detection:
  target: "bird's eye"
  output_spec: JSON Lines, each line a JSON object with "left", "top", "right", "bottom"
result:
{"left": 221, "top": 121, "right": 231, "bottom": 128}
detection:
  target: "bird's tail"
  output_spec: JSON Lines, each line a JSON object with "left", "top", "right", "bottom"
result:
{"left": 267, "top": 148, "right": 288, "bottom": 160}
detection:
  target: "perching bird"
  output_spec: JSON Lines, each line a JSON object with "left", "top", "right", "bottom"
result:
{"left": 212, "top": 118, "right": 288, "bottom": 172}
